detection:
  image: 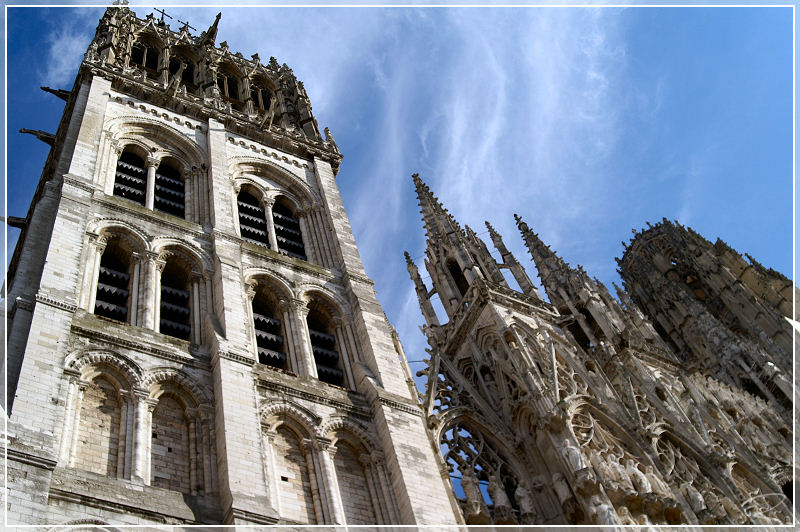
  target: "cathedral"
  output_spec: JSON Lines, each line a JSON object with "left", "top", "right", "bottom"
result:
{"left": 4, "top": 6, "right": 794, "bottom": 527}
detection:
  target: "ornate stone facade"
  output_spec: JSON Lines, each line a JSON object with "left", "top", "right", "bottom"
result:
{"left": 407, "top": 175, "right": 793, "bottom": 526}
{"left": 5, "top": 7, "right": 454, "bottom": 526}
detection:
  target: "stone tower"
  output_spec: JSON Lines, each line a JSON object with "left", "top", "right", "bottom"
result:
{"left": 617, "top": 220, "right": 794, "bottom": 414}
{"left": 5, "top": 7, "right": 455, "bottom": 525}
{"left": 407, "top": 175, "right": 792, "bottom": 526}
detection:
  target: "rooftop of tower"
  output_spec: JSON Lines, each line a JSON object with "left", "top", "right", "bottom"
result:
{"left": 80, "top": 6, "right": 341, "bottom": 170}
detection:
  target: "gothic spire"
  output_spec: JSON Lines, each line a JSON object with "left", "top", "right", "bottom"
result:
{"left": 413, "top": 173, "right": 464, "bottom": 242}
{"left": 514, "top": 214, "right": 574, "bottom": 304}
{"left": 485, "top": 220, "right": 538, "bottom": 298}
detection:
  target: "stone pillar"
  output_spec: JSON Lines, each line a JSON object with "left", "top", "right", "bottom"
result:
{"left": 200, "top": 405, "right": 216, "bottom": 495}
{"left": 84, "top": 234, "right": 107, "bottom": 312}
{"left": 106, "top": 141, "right": 124, "bottom": 195}
{"left": 245, "top": 281, "right": 259, "bottom": 361}
{"left": 332, "top": 317, "right": 354, "bottom": 389}
{"left": 145, "top": 155, "right": 159, "bottom": 210}
{"left": 129, "top": 253, "right": 141, "bottom": 326}
{"left": 360, "top": 452, "right": 385, "bottom": 524}
{"left": 141, "top": 252, "right": 162, "bottom": 330}
{"left": 317, "top": 438, "right": 345, "bottom": 525}
{"left": 262, "top": 196, "right": 279, "bottom": 251}
{"left": 57, "top": 371, "right": 81, "bottom": 463}
{"left": 303, "top": 438, "right": 326, "bottom": 524}
{"left": 297, "top": 208, "right": 313, "bottom": 263}
{"left": 131, "top": 389, "right": 151, "bottom": 483}
{"left": 153, "top": 256, "right": 166, "bottom": 333}
{"left": 191, "top": 270, "right": 203, "bottom": 345}
{"left": 292, "top": 298, "right": 316, "bottom": 378}
{"left": 67, "top": 380, "right": 90, "bottom": 467}
{"left": 187, "top": 408, "right": 198, "bottom": 496}
{"left": 262, "top": 429, "right": 280, "bottom": 516}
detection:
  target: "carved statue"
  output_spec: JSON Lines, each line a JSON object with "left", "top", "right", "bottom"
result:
{"left": 589, "top": 495, "right": 618, "bottom": 525}
{"left": 551, "top": 472, "right": 573, "bottom": 504}
{"left": 681, "top": 481, "right": 706, "bottom": 514}
{"left": 590, "top": 451, "right": 618, "bottom": 491}
{"left": 626, "top": 458, "right": 651, "bottom": 495}
{"left": 720, "top": 495, "right": 747, "bottom": 524}
{"left": 260, "top": 95, "right": 278, "bottom": 129}
{"left": 514, "top": 480, "right": 538, "bottom": 523}
{"left": 644, "top": 465, "right": 672, "bottom": 498}
{"left": 608, "top": 453, "right": 635, "bottom": 494}
{"left": 487, "top": 473, "right": 511, "bottom": 510}
{"left": 616, "top": 506, "right": 638, "bottom": 525}
{"left": 460, "top": 468, "right": 485, "bottom": 516}
{"left": 700, "top": 484, "right": 726, "bottom": 521}
{"left": 560, "top": 437, "right": 585, "bottom": 472}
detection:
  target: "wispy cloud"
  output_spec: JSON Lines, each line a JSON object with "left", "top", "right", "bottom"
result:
{"left": 43, "top": 9, "right": 100, "bottom": 86}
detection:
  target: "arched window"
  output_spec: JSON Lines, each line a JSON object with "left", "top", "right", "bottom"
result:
{"left": 168, "top": 54, "right": 195, "bottom": 89}
{"left": 150, "top": 394, "right": 190, "bottom": 493}
{"left": 447, "top": 258, "right": 469, "bottom": 298}
{"left": 252, "top": 286, "right": 287, "bottom": 369}
{"left": 334, "top": 440, "right": 377, "bottom": 524}
{"left": 74, "top": 376, "right": 123, "bottom": 477}
{"left": 114, "top": 150, "right": 147, "bottom": 205}
{"left": 273, "top": 425, "right": 316, "bottom": 523}
{"left": 250, "top": 80, "right": 272, "bottom": 111}
{"left": 273, "top": 198, "right": 306, "bottom": 260}
{"left": 154, "top": 160, "right": 185, "bottom": 218}
{"left": 237, "top": 189, "right": 270, "bottom": 247}
{"left": 131, "top": 41, "right": 159, "bottom": 73}
{"left": 306, "top": 303, "right": 343, "bottom": 386}
{"left": 95, "top": 242, "right": 131, "bottom": 323}
{"left": 159, "top": 260, "right": 191, "bottom": 340}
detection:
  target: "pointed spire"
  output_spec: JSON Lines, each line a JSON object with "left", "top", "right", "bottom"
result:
{"left": 515, "top": 214, "right": 577, "bottom": 305}
{"left": 485, "top": 220, "right": 538, "bottom": 298}
{"left": 405, "top": 251, "right": 440, "bottom": 326}
{"left": 198, "top": 12, "right": 221, "bottom": 47}
{"left": 413, "top": 173, "right": 463, "bottom": 241}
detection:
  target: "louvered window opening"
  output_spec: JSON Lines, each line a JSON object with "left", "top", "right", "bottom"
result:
{"left": 308, "top": 321, "right": 342, "bottom": 386}
{"left": 253, "top": 304, "right": 286, "bottom": 369}
{"left": 160, "top": 271, "right": 190, "bottom": 340}
{"left": 95, "top": 253, "right": 130, "bottom": 322}
{"left": 251, "top": 84, "right": 272, "bottom": 111}
{"left": 273, "top": 203, "right": 306, "bottom": 260}
{"left": 114, "top": 152, "right": 147, "bottom": 205}
{"left": 154, "top": 164, "right": 185, "bottom": 218}
{"left": 238, "top": 191, "right": 270, "bottom": 247}
{"left": 131, "top": 43, "right": 159, "bottom": 73}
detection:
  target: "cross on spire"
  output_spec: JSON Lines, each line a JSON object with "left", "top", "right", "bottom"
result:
{"left": 153, "top": 8, "right": 172, "bottom": 25}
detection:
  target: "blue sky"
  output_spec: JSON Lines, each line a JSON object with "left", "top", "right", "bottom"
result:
{"left": 5, "top": 4, "right": 794, "bottom": 379}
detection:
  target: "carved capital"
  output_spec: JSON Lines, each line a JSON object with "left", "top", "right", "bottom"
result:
{"left": 245, "top": 280, "right": 258, "bottom": 301}
{"left": 261, "top": 195, "right": 275, "bottom": 209}
{"left": 291, "top": 298, "right": 309, "bottom": 316}
{"left": 146, "top": 155, "right": 160, "bottom": 169}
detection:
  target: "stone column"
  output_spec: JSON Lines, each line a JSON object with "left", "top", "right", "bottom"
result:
{"left": 191, "top": 270, "right": 203, "bottom": 345}
{"left": 359, "top": 452, "right": 385, "bottom": 524}
{"left": 296, "top": 208, "right": 313, "bottom": 263}
{"left": 183, "top": 164, "right": 194, "bottom": 223}
{"left": 332, "top": 317, "right": 354, "bottom": 389}
{"left": 153, "top": 256, "right": 166, "bottom": 333}
{"left": 57, "top": 370, "right": 81, "bottom": 463}
{"left": 262, "top": 196, "right": 279, "bottom": 251}
{"left": 263, "top": 429, "right": 280, "bottom": 516}
{"left": 67, "top": 380, "right": 90, "bottom": 467}
{"left": 303, "top": 438, "right": 326, "bottom": 524}
{"left": 200, "top": 405, "right": 216, "bottom": 495}
{"left": 317, "top": 438, "right": 345, "bottom": 525}
{"left": 292, "top": 298, "right": 316, "bottom": 378}
{"left": 129, "top": 253, "right": 141, "bottom": 326}
{"left": 245, "top": 281, "right": 259, "bottom": 361}
{"left": 84, "top": 234, "right": 107, "bottom": 312}
{"left": 187, "top": 408, "right": 198, "bottom": 496}
{"left": 131, "top": 389, "right": 151, "bottom": 483}
{"left": 106, "top": 141, "right": 124, "bottom": 195}
{"left": 141, "top": 252, "right": 162, "bottom": 330}
{"left": 145, "top": 155, "right": 159, "bottom": 210}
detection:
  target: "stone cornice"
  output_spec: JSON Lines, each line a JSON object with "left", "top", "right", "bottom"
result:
{"left": 7, "top": 447, "right": 58, "bottom": 471}
{"left": 256, "top": 375, "right": 373, "bottom": 420}
{"left": 35, "top": 293, "right": 78, "bottom": 313}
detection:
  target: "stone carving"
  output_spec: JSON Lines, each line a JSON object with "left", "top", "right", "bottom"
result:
{"left": 589, "top": 495, "right": 618, "bottom": 525}
{"left": 559, "top": 437, "right": 585, "bottom": 472}
{"left": 514, "top": 480, "right": 539, "bottom": 524}
{"left": 460, "top": 468, "right": 487, "bottom": 518}
{"left": 644, "top": 465, "right": 672, "bottom": 498}
{"left": 681, "top": 481, "right": 706, "bottom": 514}
{"left": 626, "top": 459, "right": 651, "bottom": 495}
